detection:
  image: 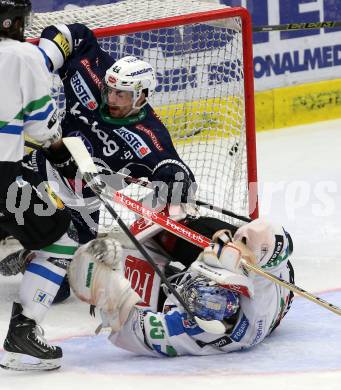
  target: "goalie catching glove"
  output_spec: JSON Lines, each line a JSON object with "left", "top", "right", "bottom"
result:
{"left": 68, "top": 238, "right": 140, "bottom": 332}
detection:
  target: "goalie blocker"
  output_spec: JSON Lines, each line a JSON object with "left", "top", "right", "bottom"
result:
{"left": 69, "top": 214, "right": 295, "bottom": 357}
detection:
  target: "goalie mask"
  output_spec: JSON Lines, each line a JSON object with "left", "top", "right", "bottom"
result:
{"left": 181, "top": 275, "right": 240, "bottom": 322}
{"left": 101, "top": 56, "right": 156, "bottom": 112}
{"left": 0, "top": 0, "right": 32, "bottom": 41}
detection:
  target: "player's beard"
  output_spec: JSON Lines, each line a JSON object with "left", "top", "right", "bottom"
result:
{"left": 108, "top": 105, "right": 130, "bottom": 118}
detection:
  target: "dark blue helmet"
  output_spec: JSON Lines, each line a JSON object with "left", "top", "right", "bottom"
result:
{"left": 0, "top": 0, "right": 32, "bottom": 41}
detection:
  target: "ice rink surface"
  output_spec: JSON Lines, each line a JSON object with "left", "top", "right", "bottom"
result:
{"left": 0, "top": 119, "right": 341, "bottom": 389}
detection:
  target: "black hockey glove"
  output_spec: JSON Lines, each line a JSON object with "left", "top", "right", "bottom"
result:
{"left": 151, "top": 160, "right": 197, "bottom": 207}
{"left": 42, "top": 141, "right": 78, "bottom": 179}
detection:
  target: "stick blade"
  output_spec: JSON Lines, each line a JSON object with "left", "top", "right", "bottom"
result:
{"left": 63, "top": 137, "right": 98, "bottom": 175}
{"left": 194, "top": 316, "right": 226, "bottom": 334}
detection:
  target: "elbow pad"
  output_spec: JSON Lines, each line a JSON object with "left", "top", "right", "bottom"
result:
{"left": 39, "top": 24, "right": 72, "bottom": 71}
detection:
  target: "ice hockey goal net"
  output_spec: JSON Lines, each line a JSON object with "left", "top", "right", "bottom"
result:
{"left": 27, "top": 0, "right": 258, "bottom": 231}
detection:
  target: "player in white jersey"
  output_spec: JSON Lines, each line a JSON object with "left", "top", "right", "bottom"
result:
{"left": 0, "top": 0, "right": 79, "bottom": 371}
{"left": 69, "top": 213, "right": 294, "bottom": 357}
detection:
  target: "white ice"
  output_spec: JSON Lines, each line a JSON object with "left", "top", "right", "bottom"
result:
{"left": 0, "top": 119, "right": 341, "bottom": 390}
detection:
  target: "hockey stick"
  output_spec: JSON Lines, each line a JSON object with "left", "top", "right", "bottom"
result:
{"left": 253, "top": 21, "right": 341, "bottom": 33}
{"left": 104, "top": 191, "right": 341, "bottom": 316}
{"left": 99, "top": 168, "right": 252, "bottom": 223}
{"left": 24, "top": 139, "right": 252, "bottom": 223}
{"left": 62, "top": 137, "right": 226, "bottom": 334}
{"left": 63, "top": 137, "right": 341, "bottom": 318}
{"left": 24, "top": 140, "right": 42, "bottom": 150}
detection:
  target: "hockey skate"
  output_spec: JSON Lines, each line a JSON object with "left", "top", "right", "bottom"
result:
{"left": 0, "top": 249, "right": 32, "bottom": 276}
{"left": 0, "top": 302, "right": 62, "bottom": 371}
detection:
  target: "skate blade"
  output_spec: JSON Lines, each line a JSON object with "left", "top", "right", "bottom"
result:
{"left": 0, "top": 352, "right": 61, "bottom": 371}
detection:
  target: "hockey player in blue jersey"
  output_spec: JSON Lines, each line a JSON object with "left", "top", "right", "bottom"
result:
{"left": 35, "top": 22, "right": 197, "bottom": 302}
{"left": 36, "top": 22, "right": 196, "bottom": 220}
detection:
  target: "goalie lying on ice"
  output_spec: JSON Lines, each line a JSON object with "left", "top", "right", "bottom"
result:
{"left": 69, "top": 215, "right": 294, "bottom": 357}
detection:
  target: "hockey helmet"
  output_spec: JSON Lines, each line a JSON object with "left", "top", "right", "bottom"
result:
{"left": 102, "top": 56, "right": 156, "bottom": 110}
{"left": 0, "top": 0, "right": 32, "bottom": 41}
{"left": 181, "top": 275, "right": 240, "bottom": 321}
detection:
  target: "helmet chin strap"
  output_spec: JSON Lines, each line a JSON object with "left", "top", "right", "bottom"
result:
{"left": 125, "top": 97, "right": 148, "bottom": 117}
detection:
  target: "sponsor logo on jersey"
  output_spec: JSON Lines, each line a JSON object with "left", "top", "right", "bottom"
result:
{"left": 53, "top": 32, "right": 71, "bottom": 59}
{"left": 91, "top": 123, "right": 119, "bottom": 157}
{"left": 114, "top": 127, "right": 151, "bottom": 158}
{"left": 135, "top": 310, "right": 146, "bottom": 334}
{"left": 196, "top": 336, "right": 233, "bottom": 349}
{"left": 71, "top": 71, "right": 98, "bottom": 110}
{"left": 33, "top": 289, "right": 54, "bottom": 307}
{"left": 251, "top": 319, "right": 265, "bottom": 346}
{"left": 230, "top": 314, "right": 249, "bottom": 342}
{"left": 135, "top": 124, "right": 164, "bottom": 151}
{"left": 80, "top": 58, "right": 102, "bottom": 89}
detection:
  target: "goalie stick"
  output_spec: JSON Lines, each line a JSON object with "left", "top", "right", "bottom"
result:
{"left": 24, "top": 139, "right": 252, "bottom": 223}
{"left": 63, "top": 137, "right": 341, "bottom": 318}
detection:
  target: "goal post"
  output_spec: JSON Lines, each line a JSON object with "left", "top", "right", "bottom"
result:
{"left": 26, "top": 0, "right": 258, "bottom": 230}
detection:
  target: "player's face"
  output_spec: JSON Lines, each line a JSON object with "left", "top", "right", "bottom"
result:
{"left": 106, "top": 88, "right": 134, "bottom": 118}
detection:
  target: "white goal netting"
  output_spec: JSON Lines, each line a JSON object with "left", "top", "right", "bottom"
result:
{"left": 27, "top": 0, "right": 257, "bottom": 231}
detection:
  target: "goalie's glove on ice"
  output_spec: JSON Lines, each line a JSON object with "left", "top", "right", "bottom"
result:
{"left": 151, "top": 160, "right": 197, "bottom": 207}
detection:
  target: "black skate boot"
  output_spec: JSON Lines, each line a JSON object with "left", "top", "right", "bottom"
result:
{"left": 0, "top": 249, "right": 32, "bottom": 276}
{"left": 0, "top": 302, "right": 62, "bottom": 371}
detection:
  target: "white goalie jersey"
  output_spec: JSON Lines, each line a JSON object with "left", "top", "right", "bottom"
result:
{"left": 0, "top": 38, "right": 60, "bottom": 163}
{"left": 70, "top": 218, "right": 294, "bottom": 358}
